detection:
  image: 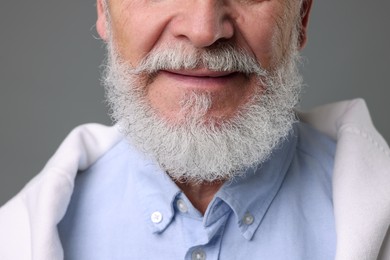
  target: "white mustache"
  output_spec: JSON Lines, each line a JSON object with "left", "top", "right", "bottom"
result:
{"left": 127, "top": 42, "right": 268, "bottom": 77}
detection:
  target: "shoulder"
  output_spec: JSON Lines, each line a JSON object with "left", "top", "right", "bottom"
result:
{"left": 295, "top": 122, "right": 336, "bottom": 165}
{"left": 298, "top": 99, "right": 390, "bottom": 259}
{"left": 297, "top": 98, "right": 386, "bottom": 144}
{"left": 288, "top": 122, "right": 336, "bottom": 195}
{"left": 1, "top": 123, "right": 125, "bottom": 208}
{"left": 0, "top": 123, "right": 125, "bottom": 259}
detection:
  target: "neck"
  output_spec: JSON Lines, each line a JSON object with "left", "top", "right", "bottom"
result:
{"left": 175, "top": 180, "right": 225, "bottom": 215}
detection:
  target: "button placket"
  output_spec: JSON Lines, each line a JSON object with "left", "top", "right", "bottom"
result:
{"left": 151, "top": 211, "right": 163, "bottom": 224}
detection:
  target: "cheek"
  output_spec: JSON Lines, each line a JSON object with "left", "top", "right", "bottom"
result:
{"left": 245, "top": 25, "right": 279, "bottom": 68}
{"left": 109, "top": 4, "right": 173, "bottom": 65}
{"left": 235, "top": 6, "right": 286, "bottom": 68}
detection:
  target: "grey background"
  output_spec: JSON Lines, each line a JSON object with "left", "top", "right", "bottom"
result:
{"left": 1, "top": 1, "right": 389, "bottom": 206}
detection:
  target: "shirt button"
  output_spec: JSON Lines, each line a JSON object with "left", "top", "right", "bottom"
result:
{"left": 192, "top": 248, "right": 206, "bottom": 260}
{"left": 151, "top": 211, "right": 163, "bottom": 224}
{"left": 176, "top": 199, "right": 188, "bottom": 213}
{"left": 243, "top": 213, "right": 254, "bottom": 225}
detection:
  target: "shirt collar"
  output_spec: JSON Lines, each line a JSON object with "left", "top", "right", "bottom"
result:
{"left": 208, "top": 126, "right": 298, "bottom": 240}
{"left": 131, "top": 125, "right": 298, "bottom": 238}
{"left": 132, "top": 150, "right": 181, "bottom": 234}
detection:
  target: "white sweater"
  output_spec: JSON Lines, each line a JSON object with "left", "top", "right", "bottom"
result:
{"left": 0, "top": 99, "right": 389, "bottom": 260}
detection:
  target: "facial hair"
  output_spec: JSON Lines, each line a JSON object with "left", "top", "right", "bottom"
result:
{"left": 103, "top": 40, "right": 303, "bottom": 183}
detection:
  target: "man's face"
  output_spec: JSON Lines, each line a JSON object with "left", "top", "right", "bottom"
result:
{"left": 97, "top": 0, "right": 307, "bottom": 123}
{"left": 96, "top": 0, "right": 311, "bottom": 182}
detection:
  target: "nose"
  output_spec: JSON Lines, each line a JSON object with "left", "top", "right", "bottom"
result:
{"left": 170, "top": 1, "right": 235, "bottom": 48}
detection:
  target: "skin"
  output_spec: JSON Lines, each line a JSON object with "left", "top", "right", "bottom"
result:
{"left": 96, "top": 0, "right": 312, "bottom": 214}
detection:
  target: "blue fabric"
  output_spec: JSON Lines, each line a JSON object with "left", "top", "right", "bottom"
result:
{"left": 58, "top": 122, "right": 336, "bottom": 260}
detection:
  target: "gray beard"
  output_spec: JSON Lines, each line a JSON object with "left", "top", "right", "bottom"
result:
{"left": 103, "top": 41, "right": 303, "bottom": 183}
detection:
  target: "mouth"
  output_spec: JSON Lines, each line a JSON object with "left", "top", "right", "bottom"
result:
{"left": 157, "top": 68, "right": 250, "bottom": 93}
{"left": 162, "top": 69, "right": 238, "bottom": 78}
{"left": 158, "top": 69, "right": 243, "bottom": 92}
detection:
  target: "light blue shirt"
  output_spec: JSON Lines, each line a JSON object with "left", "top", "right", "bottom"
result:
{"left": 58, "top": 122, "right": 336, "bottom": 259}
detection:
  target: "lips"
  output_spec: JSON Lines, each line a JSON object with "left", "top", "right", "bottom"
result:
{"left": 157, "top": 68, "right": 246, "bottom": 92}
{"left": 163, "top": 69, "right": 236, "bottom": 78}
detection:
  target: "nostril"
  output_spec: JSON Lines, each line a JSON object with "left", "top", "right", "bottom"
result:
{"left": 169, "top": 4, "right": 235, "bottom": 48}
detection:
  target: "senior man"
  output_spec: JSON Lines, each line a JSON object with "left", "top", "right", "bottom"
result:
{"left": 1, "top": 0, "right": 390, "bottom": 259}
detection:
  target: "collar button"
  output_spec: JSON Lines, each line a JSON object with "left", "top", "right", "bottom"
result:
{"left": 176, "top": 199, "right": 188, "bottom": 213}
{"left": 192, "top": 248, "right": 206, "bottom": 260}
{"left": 243, "top": 213, "right": 254, "bottom": 225}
